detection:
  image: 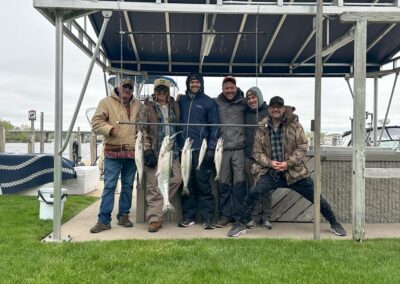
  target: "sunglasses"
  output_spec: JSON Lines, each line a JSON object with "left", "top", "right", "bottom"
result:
{"left": 155, "top": 87, "right": 169, "bottom": 94}
{"left": 122, "top": 84, "right": 133, "bottom": 91}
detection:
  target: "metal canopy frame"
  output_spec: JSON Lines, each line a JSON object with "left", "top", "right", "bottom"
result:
{"left": 33, "top": 0, "right": 400, "bottom": 242}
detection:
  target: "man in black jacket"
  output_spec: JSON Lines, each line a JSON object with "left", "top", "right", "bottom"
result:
{"left": 178, "top": 73, "right": 220, "bottom": 229}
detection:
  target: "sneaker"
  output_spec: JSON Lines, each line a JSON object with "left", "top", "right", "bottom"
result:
{"left": 330, "top": 222, "right": 347, "bottom": 236}
{"left": 263, "top": 219, "right": 273, "bottom": 230}
{"left": 117, "top": 214, "right": 134, "bottom": 227}
{"left": 203, "top": 219, "right": 215, "bottom": 230}
{"left": 178, "top": 219, "right": 195, "bottom": 227}
{"left": 246, "top": 220, "right": 256, "bottom": 229}
{"left": 148, "top": 222, "right": 162, "bottom": 233}
{"left": 90, "top": 222, "right": 111, "bottom": 233}
{"left": 215, "top": 217, "right": 232, "bottom": 228}
{"left": 228, "top": 222, "right": 247, "bottom": 237}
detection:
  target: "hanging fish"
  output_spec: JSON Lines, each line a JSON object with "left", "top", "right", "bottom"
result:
{"left": 156, "top": 132, "right": 180, "bottom": 212}
{"left": 180, "top": 138, "right": 193, "bottom": 196}
{"left": 135, "top": 131, "right": 144, "bottom": 189}
{"left": 214, "top": 138, "right": 224, "bottom": 181}
{"left": 196, "top": 138, "right": 208, "bottom": 170}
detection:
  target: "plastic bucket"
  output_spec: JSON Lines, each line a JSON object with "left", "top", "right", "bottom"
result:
{"left": 38, "top": 188, "right": 67, "bottom": 220}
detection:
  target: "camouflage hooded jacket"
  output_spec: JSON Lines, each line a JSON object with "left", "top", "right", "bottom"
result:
{"left": 251, "top": 113, "right": 310, "bottom": 185}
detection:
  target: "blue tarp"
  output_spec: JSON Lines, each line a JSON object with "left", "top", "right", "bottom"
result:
{"left": 0, "top": 154, "right": 76, "bottom": 194}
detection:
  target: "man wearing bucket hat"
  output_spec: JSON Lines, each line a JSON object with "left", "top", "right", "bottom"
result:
{"left": 141, "top": 78, "right": 182, "bottom": 233}
{"left": 90, "top": 78, "right": 144, "bottom": 233}
{"left": 228, "top": 96, "right": 347, "bottom": 237}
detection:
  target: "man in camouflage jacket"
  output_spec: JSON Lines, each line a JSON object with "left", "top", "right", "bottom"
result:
{"left": 228, "top": 96, "right": 347, "bottom": 238}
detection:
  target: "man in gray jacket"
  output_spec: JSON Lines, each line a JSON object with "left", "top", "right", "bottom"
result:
{"left": 215, "top": 76, "right": 247, "bottom": 227}
{"left": 244, "top": 87, "right": 272, "bottom": 230}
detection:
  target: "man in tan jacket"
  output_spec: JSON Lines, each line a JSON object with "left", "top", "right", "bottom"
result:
{"left": 90, "top": 78, "right": 144, "bottom": 233}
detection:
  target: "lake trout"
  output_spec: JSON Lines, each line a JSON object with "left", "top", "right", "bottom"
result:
{"left": 156, "top": 132, "right": 180, "bottom": 212}
{"left": 134, "top": 130, "right": 144, "bottom": 189}
{"left": 196, "top": 138, "right": 207, "bottom": 170}
{"left": 214, "top": 138, "right": 224, "bottom": 181}
{"left": 180, "top": 138, "right": 192, "bottom": 196}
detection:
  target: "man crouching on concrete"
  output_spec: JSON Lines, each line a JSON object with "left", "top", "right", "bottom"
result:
{"left": 228, "top": 96, "right": 346, "bottom": 238}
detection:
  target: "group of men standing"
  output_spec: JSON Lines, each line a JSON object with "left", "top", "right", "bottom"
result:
{"left": 89, "top": 73, "right": 346, "bottom": 238}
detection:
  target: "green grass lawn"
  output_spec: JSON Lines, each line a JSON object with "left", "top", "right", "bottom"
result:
{"left": 1, "top": 195, "right": 400, "bottom": 283}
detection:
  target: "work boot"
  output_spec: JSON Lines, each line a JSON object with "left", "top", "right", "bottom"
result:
{"left": 117, "top": 214, "right": 134, "bottom": 227}
{"left": 90, "top": 222, "right": 111, "bottom": 233}
{"left": 215, "top": 217, "right": 232, "bottom": 228}
{"left": 148, "top": 222, "right": 162, "bottom": 233}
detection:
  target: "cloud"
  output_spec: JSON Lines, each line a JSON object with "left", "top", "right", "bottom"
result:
{"left": 1, "top": 1, "right": 399, "bottom": 135}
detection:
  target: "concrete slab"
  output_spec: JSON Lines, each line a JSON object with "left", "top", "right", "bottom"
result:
{"left": 60, "top": 191, "right": 400, "bottom": 242}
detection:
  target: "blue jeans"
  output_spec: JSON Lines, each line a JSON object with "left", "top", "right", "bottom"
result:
{"left": 98, "top": 157, "right": 136, "bottom": 224}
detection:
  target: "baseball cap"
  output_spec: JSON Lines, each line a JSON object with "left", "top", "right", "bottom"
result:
{"left": 120, "top": 78, "right": 134, "bottom": 87}
{"left": 222, "top": 76, "right": 236, "bottom": 85}
{"left": 269, "top": 96, "right": 284, "bottom": 107}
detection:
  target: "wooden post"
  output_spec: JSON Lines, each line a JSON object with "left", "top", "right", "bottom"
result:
{"left": 90, "top": 131, "right": 97, "bottom": 165}
{"left": 40, "top": 112, "right": 45, "bottom": 153}
{"left": 313, "top": 0, "right": 323, "bottom": 240}
{"left": 0, "top": 127, "right": 5, "bottom": 153}
{"left": 352, "top": 17, "right": 367, "bottom": 242}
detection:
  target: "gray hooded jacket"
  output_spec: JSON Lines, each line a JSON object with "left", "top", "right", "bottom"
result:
{"left": 215, "top": 89, "right": 247, "bottom": 150}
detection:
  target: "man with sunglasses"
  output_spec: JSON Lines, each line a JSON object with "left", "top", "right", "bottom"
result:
{"left": 228, "top": 96, "right": 347, "bottom": 237}
{"left": 141, "top": 78, "right": 182, "bottom": 233}
{"left": 90, "top": 78, "right": 143, "bottom": 233}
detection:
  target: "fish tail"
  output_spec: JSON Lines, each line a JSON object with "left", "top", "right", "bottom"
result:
{"left": 182, "top": 186, "right": 190, "bottom": 196}
{"left": 162, "top": 203, "right": 175, "bottom": 213}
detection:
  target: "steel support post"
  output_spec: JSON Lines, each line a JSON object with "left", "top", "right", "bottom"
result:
{"left": 40, "top": 112, "right": 45, "bottom": 153}
{"left": 352, "top": 17, "right": 367, "bottom": 242}
{"left": 373, "top": 77, "right": 378, "bottom": 146}
{"left": 378, "top": 72, "right": 399, "bottom": 145}
{"left": 53, "top": 13, "right": 64, "bottom": 241}
{"left": 313, "top": 0, "right": 323, "bottom": 241}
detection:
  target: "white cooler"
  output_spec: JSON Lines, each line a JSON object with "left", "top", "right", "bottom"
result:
{"left": 38, "top": 187, "right": 67, "bottom": 220}
{"left": 63, "top": 166, "right": 100, "bottom": 195}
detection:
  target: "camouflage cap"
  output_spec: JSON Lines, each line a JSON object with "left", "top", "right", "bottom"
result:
{"left": 120, "top": 78, "right": 134, "bottom": 87}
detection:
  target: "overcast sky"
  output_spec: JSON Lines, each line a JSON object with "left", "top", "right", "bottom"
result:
{"left": 1, "top": 0, "right": 399, "bottom": 134}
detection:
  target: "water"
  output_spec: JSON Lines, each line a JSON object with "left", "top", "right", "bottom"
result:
{"left": 5, "top": 142, "right": 102, "bottom": 162}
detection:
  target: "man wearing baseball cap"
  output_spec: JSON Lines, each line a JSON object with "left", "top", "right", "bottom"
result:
{"left": 228, "top": 96, "right": 347, "bottom": 237}
{"left": 214, "top": 75, "right": 247, "bottom": 228}
{"left": 90, "top": 77, "right": 145, "bottom": 233}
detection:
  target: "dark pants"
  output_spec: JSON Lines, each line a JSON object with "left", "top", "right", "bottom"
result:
{"left": 217, "top": 149, "right": 246, "bottom": 221}
{"left": 239, "top": 173, "right": 338, "bottom": 225}
{"left": 181, "top": 150, "right": 215, "bottom": 221}
{"left": 245, "top": 157, "right": 272, "bottom": 221}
